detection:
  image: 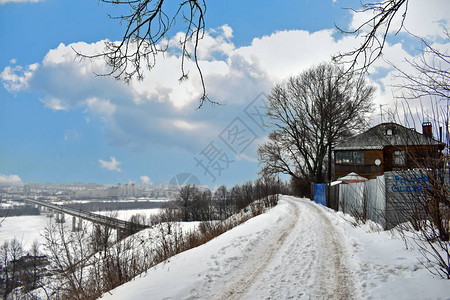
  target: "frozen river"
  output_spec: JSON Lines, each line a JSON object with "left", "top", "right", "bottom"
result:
{"left": 0, "top": 208, "right": 162, "bottom": 251}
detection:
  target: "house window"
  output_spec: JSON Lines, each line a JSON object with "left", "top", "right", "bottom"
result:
{"left": 353, "top": 152, "right": 364, "bottom": 164}
{"left": 386, "top": 128, "right": 393, "bottom": 136}
{"left": 384, "top": 125, "right": 397, "bottom": 136}
{"left": 336, "top": 152, "right": 352, "bottom": 164}
{"left": 336, "top": 151, "right": 364, "bottom": 164}
{"left": 393, "top": 150, "right": 405, "bottom": 165}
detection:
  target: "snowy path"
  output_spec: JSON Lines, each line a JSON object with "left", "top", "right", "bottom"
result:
{"left": 241, "top": 197, "right": 356, "bottom": 299}
{"left": 102, "top": 196, "right": 358, "bottom": 300}
{"left": 215, "top": 197, "right": 300, "bottom": 300}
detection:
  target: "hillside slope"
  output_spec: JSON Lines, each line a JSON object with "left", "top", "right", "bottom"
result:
{"left": 101, "top": 196, "right": 450, "bottom": 300}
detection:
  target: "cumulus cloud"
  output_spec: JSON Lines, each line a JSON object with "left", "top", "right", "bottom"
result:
{"left": 349, "top": 0, "right": 449, "bottom": 39}
{"left": 0, "top": 174, "right": 23, "bottom": 185}
{"left": 85, "top": 97, "right": 116, "bottom": 118}
{"left": 99, "top": 156, "right": 122, "bottom": 172}
{"left": 1, "top": 18, "right": 448, "bottom": 153}
{"left": 1, "top": 63, "right": 38, "bottom": 93}
{"left": 140, "top": 175, "right": 151, "bottom": 184}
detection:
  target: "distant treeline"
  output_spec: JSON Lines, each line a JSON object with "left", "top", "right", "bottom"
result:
{"left": 152, "top": 177, "right": 291, "bottom": 223}
{"left": 0, "top": 205, "right": 40, "bottom": 217}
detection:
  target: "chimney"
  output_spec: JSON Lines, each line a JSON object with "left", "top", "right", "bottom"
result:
{"left": 422, "top": 121, "right": 433, "bottom": 138}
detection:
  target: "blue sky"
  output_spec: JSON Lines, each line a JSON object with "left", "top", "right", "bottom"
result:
{"left": 1, "top": 0, "right": 448, "bottom": 187}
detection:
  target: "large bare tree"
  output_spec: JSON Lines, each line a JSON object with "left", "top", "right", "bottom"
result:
{"left": 258, "top": 63, "right": 375, "bottom": 183}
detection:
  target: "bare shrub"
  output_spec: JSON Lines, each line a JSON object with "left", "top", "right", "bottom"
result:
{"left": 383, "top": 108, "right": 450, "bottom": 278}
{"left": 128, "top": 213, "right": 148, "bottom": 226}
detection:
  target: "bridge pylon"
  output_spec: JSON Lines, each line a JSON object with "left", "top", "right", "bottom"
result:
{"left": 72, "top": 216, "right": 83, "bottom": 231}
{"left": 55, "top": 212, "right": 65, "bottom": 223}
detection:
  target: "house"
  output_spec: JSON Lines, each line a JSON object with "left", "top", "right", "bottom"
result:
{"left": 333, "top": 122, "right": 445, "bottom": 180}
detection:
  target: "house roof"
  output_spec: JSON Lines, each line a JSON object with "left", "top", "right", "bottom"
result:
{"left": 334, "top": 122, "right": 445, "bottom": 151}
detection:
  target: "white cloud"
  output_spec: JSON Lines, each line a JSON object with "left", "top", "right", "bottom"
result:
{"left": 85, "top": 97, "right": 116, "bottom": 117}
{"left": 99, "top": 156, "right": 122, "bottom": 172}
{"left": 140, "top": 175, "right": 151, "bottom": 184}
{"left": 235, "top": 29, "right": 349, "bottom": 81}
{"left": 0, "top": 174, "right": 23, "bottom": 185}
{"left": 0, "top": 63, "right": 38, "bottom": 93}
{"left": 1, "top": 20, "right": 448, "bottom": 152}
{"left": 350, "top": 0, "right": 449, "bottom": 39}
{"left": 40, "top": 98, "right": 67, "bottom": 111}
{"left": 172, "top": 119, "right": 205, "bottom": 131}
{"left": 0, "top": 0, "right": 43, "bottom": 4}
{"left": 394, "top": 0, "right": 449, "bottom": 39}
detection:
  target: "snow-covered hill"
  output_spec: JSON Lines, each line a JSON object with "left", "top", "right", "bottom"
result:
{"left": 101, "top": 196, "right": 450, "bottom": 300}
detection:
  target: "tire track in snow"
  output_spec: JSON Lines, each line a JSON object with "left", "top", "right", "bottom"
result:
{"left": 304, "top": 200, "right": 356, "bottom": 300}
{"left": 224, "top": 197, "right": 356, "bottom": 300}
{"left": 215, "top": 198, "right": 300, "bottom": 300}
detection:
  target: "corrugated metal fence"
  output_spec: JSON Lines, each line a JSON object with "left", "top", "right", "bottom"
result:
{"left": 338, "top": 177, "right": 386, "bottom": 229}
{"left": 337, "top": 171, "right": 431, "bottom": 229}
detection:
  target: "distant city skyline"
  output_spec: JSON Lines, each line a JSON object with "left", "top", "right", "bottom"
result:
{"left": 1, "top": 0, "right": 448, "bottom": 187}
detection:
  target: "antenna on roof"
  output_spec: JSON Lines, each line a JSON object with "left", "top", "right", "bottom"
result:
{"left": 379, "top": 104, "right": 387, "bottom": 123}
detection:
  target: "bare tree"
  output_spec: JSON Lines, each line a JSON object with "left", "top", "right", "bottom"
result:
{"left": 25, "top": 240, "right": 42, "bottom": 293}
{"left": 392, "top": 30, "right": 450, "bottom": 102}
{"left": 381, "top": 107, "right": 449, "bottom": 278}
{"left": 334, "top": 0, "right": 409, "bottom": 72}
{"left": 78, "top": 0, "right": 213, "bottom": 107}
{"left": 129, "top": 213, "right": 148, "bottom": 227}
{"left": 178, "top": 185, "right": 196, "bottom": 221}
{"left": 386, "top": 26, "right": 449, "bottom": 278}
{"left": 333, "top": 0, "right": 450, "bottom": 114}
{"left": 258, "top": 63, "right": 375, "bottom": 183}
{"left": 1, "top": 241, "right": 10, "bottom": 299}
{"left": 214, "top": 185, "right": 229, "bottom": 220}
{"left": 0, "top": 239, "right": 23, "bottom": 299}
{"left": 44, "top": 222, "right": 95, "bottom": 299}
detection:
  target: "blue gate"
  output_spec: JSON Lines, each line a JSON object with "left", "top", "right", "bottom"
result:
{"left": 313, "top": 183, "right": 326, "bottom": 206}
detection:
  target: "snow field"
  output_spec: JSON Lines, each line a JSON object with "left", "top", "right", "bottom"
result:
{"left": 0, "top": 215, "right": 51, "bottom": 249}
{"left": 327, "top": 208, "right": 450, "bottom": 300}
{"left": 96, "top": 208, "right": 162, "bottom": 221}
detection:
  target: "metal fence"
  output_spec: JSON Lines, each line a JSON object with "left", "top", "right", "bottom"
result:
{"left": 336, "top": 171, "right": 431, "bottom": 229}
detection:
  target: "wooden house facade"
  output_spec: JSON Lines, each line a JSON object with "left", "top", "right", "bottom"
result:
{"left": 333, "top": 122, "right": 445, "bottom": 180}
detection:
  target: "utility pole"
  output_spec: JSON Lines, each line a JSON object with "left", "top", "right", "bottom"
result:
{"left": 327, "top": 141, "right": 332, "bottom": 208}
{"left": 327, "top": 126, "right": 333, "bottom": 208}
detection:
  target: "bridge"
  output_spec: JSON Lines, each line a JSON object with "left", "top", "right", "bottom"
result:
{"left": 25, "top": 198, "right": 149, "bottom": 238}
